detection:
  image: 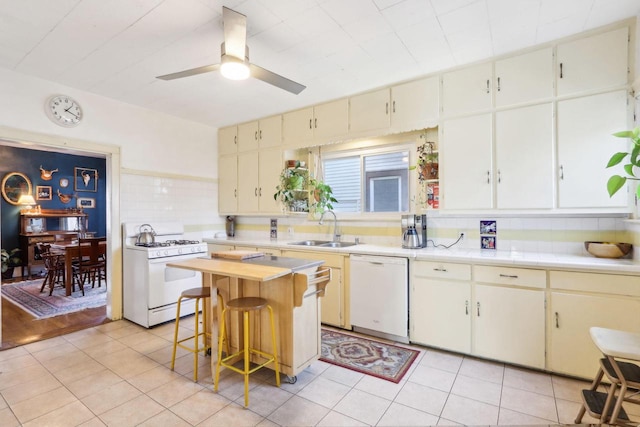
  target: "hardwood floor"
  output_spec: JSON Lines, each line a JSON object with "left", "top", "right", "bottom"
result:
{"left": 0, "top": 279, "right": 110, "bottom": 350}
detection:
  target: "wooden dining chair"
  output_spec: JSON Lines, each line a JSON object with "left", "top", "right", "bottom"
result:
{"left": 37, "top": 243, "right": 66, "bottom": 296}
{"left": 73, "top": 237, "right": 107, "bottom": 295}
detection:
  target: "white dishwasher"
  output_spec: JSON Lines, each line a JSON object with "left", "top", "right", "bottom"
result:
{"left": 350, "top": 254, "right": 409, "bottom": 343}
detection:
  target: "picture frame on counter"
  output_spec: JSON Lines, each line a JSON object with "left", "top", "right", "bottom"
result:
{"left": 36, "top": 185, "right": 52, "bottom": 200}
{"left": 74, "top": 167, "right": 97, "bottom": 192}
{"left": 77, "top": 197, "right": 95, "bottom": 209}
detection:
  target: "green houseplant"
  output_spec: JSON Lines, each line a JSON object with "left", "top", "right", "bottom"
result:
{"left": 309, "top": 177, "right": 338, "bottom": 214}
{"left": 273, "top": 164, "right": 310, "bottom": 212}
{"left": 1, "top": 248, "right": 22, "bottom": 279}
{"left": 606, "top": 127, "right": 640, "bottom": 198}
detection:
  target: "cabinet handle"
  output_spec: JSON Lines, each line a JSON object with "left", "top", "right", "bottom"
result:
{"left": 234, "top": 189, "right": 237, "bottom": 198}
{"left": 309, "top": 119, "right": 312, "bottom": 129}
{"left": 255, "top": 187, "right": 258, "bottom": 196}
{"left": 465, "top": 300, "right": 469, "bottom": 315}
{"left": 486, "top": 79, "right": 490, "bottom": 94}
{"left": 499, "top": 274, "right": 519, "bottom": 279}
{"left": 486, "top": 170, "right": 490, "bottom": 184}
{"left": 497, "top": 77, "right": 501, "bottom": 92}
{"left": 498, "top": 170, "right": 501, "bottom": 183}
{"left": 433, "top": 267, "right": 448, "bottom": 272}
{"left": 234, "top": 136, "right": 237, "bottom": 145}
{"left": 386, "top": 102, "right": 389, "bottom": 115}
{"left": 255, "top": 131, "right": 258, "bottom": 141}
{"left": 560, "top": 165, "right": 564, "bottom": 180}
{"left": 477, "top": 301, "right": 481, "bottom": 317}
{"left": 560, "top": 62, "right": 563, "bottom": 78}
{"left": 393, "top": 100, "right": 396, "bottom": 113}
{"left": 555, "top": 312, "right": 559, "bottom": 328}
{"left": 314, "top": 118, "right": 317, "bottom": 129}
{"left": 259, "top": 130, "right": 262, "bottom": 139}
{"left": 259, "top": 187, "right": 262, "bottom": 196}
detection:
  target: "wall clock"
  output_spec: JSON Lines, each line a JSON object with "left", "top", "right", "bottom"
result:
{"left": 45, "top": 95, "right": 83, "bottom": 127}
{"left": 59, "top": 178, "right": 69, "bottom": 188}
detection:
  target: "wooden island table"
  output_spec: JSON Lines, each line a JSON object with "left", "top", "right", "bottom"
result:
{"left": 167, "top": 255, "right": 331, "bottom": 381}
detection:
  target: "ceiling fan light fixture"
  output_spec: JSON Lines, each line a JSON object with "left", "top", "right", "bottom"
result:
{"left": 220, "top": 55, "right": 250, "bottom": 80}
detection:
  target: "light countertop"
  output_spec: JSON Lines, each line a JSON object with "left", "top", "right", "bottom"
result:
{"left": 204, "top": 237, "right": 640, "bottom": 275}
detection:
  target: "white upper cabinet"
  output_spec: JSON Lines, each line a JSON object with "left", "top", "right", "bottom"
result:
{"left": 441, "top": 114, "right": 493, "bottom": 210}
{"left": 218, "top": 154, "right": 237, "bottom": 214}
{"left": 283, "top": 100, "right": 348, "bottom": 147}
{"left": 349, "top": 88, "right": 390, "bottom": 134}
{"left": 442, "top": 62, "right": 493, "bottom": 117}
{"left": 218, "top": 126, "right": 237, "bottom": 156}
{"left": 258, "top": 148, "right": 283, "bottom": 213}
{"left": 557, "top": 90, "right": 629, "bottom": 208}
{"left": 350, "top": 77, "right": 439, "bottom": 135}
{"left": 238, "top": 116, "right": 281, "bottom": 152}
{"left": 495, "top": 103, "right": 554, "bottom": 209}
{"left": 557, "top": 27, "right": 629, "bottom": 96}
{"left": 390, "top": 77, "right": 439, "bottom": 132}
{"left": 313, "top": 99, "right": 349, "bottom": 143}
{"left": 495, "top": 47, "right": 554, "bottom": 107}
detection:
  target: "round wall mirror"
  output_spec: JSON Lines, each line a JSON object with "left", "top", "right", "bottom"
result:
{"left": 1, "top": 172, "right": 32, "bottom": 205}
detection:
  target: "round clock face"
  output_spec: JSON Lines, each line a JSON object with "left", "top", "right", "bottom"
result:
{"left": 46, "top": 95, "right": 82, "bottom": 127}
{"left": 59, "top": 178, "right": 69, "bottom": 188}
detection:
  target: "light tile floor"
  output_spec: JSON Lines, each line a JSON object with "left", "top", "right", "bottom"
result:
{"left": 0, "top": 317, "right": 629, "bottom": 426}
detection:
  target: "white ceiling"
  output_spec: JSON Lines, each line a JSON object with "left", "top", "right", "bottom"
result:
{"left": 2, "top": 0, "right": 640, "bottom": 129}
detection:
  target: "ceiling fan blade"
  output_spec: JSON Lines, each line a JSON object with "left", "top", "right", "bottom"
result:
{"left": 156, "top": 63, "right": 220, "bottom": 80}
{"left": 249, "top": 63, "right": 306, "bottom": 95}
{"left": 223, "top": 6, "right": 247, "bottom": 59}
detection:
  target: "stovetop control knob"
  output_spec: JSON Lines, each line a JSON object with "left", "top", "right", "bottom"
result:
{"left": 178, "top": 248, "right": 183, "bottom": 254}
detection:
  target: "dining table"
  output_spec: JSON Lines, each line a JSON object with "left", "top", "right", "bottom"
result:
{"left": 51, "top": 239, "right": 107, "bottom": 296}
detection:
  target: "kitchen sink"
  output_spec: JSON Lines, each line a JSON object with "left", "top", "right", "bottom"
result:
{"left": 287, "top": 240, "right": 357, "bottom": 248}
{"left": 287, "top": 240, "right": 332, "bottom": 246}
{"left": 319, "top": 242, "right": 357, "bottom": 248}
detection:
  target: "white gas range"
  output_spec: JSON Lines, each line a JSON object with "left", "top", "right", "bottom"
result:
{"left": 122, "top": 222, "right": 208, "bottom": 327}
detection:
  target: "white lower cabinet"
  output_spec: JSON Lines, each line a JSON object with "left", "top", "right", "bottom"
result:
{"left": 548, "top": 270, "right": 640, "bottom": 379}
{"left": 411, "top": 261, "right": 545, "bottom": 370}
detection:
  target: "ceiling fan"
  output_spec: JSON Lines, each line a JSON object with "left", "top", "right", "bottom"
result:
{"left": 156, "top": 6, "right": 306, "bottom": 95}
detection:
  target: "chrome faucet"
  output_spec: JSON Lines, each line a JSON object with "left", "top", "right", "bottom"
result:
{"left": 319, "top": 210, "right": 340, "bottom": 242}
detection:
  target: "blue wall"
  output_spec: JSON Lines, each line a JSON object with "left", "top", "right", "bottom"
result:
{"left": 1, "top": 145, "right": 107, "bottom": 253}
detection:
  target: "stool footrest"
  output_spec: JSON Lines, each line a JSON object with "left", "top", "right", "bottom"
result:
{"left": 581, "top": 389, "right": 629, "bottom": 421}
{"left": 601, "top": 358, "right": 640, "bottom": 384}
{"left": 220, "top": 349, "right": 277, "bottom": 375}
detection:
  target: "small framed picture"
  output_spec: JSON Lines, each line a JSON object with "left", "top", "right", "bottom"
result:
{"left": 481, "top": 236, "right": 496, "bottom": 250}
{"left": 480, "top": 220, "right": 496, "bottom": 235}
{"left": 36, "top": 185, "right": 52, "bottom": 200}
{"left": 74, "top": 167, "right": 98, "bottom": 192}
{"left": 77, "top": 197, "right": 95, "bottom": 209}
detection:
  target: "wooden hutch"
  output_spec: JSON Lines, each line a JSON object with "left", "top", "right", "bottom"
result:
{"left": 19, "top": 208, "right": 88, "bottom": 276}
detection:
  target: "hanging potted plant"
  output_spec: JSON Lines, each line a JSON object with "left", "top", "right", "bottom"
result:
{"left": 1, "top": 248, "right": 22, "bottom": 279}
{"left": 410, "top": 141, "right": 438, "bottom": 182}
{"left": 309, "top": 177, "right": 338, "bottom": 214}
{"left": 606, "top": 127, "right": 640, "bottom": 199}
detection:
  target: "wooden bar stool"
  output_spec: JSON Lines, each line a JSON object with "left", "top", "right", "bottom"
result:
{"left": 171, "top": 287, "right": 227, "bottom": 382}
{"left": 214, "top": 296, "right": 280, "bottom": 407}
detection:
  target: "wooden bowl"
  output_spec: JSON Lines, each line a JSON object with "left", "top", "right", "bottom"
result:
{"left": 584, "top": 242, "right": 632, "bottom": 258}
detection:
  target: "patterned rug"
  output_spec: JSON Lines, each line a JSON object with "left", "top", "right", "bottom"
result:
{"left": 320, "top": 328, "right": 420, "bottom": 383}
{"left": 1, "top": 278, "right": 106, "bottom": 319}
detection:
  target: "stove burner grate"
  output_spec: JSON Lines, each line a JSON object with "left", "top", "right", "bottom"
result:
{"left": 134, "top": 239, "right": 201, "bottom": 248}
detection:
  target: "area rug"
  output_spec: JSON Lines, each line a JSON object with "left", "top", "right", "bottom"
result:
{"left": 1, "top": 278, "right": 106, "bottom": 320}
{"left": 320, "top": 328, "right": 420, "bottom": 383}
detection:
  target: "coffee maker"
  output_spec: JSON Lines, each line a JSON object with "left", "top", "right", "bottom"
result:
{"left": 401, "top": 214, "right": 427, "bottom": 248}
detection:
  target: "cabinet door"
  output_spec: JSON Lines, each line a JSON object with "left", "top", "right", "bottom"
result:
{"left": 237, "top": 121, "right": 259, "bottom": 152}
{"left": 441, "top": 114, "right": 493, "bottom": 209}
{"left": 411, "top": 277, "right": 471, "bottom": 353}
{"left": 495, "top": 47, "right": 553, "bottom": 107}
{"left": 474, "top": 285, "right": 545, "bottom": 369}
{"left": 218, "top": 154, "right": 237, "bottom": 213}
{"left": 282, "top": 107, "right": 313, "bottom": 148}
{"left": 442, "top": 62, "right": 492, "bottom": 116}
{"left": 258, "top": 148, "right": 282, "bottom": 213}
{"left": 496, "top": 103, "right": 553, "bottom": 209}
{"left": 218, "top": 126, "right": 237, "bottom": 155}
{"left": 549, "top": 292, "right": 640, "bottom": 379}
{"left": 349, "top": 88, "right": 390, "bottom": 134}
{"left": 313, "top": 99, "right": 349, "bottom": 143}
{"left": 237, "top": 151, "right": 259, "bottom": 212}
{"left": 391, "top": 77, "right": 439, "bottom": 131}
{"left": 258, "top": 115, "right": 282, "bottom": 149}
{"left": 557, "top": 90, "right": 629, "bottom": 208}
{"left": 557, "top": 27, "right": 629, "bottom": 96}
